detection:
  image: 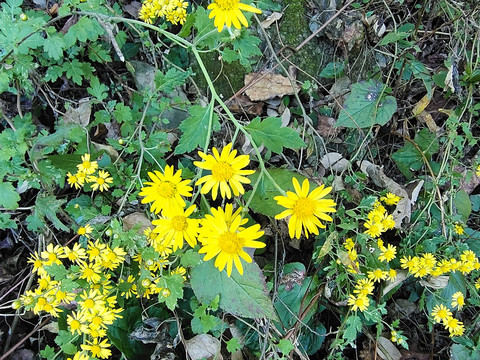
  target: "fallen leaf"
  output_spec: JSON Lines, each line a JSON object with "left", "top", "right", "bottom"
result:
{"left": 226, "top": 95, "right": 264, "bottom": 115}
{"left": 417, "top": 111, "right": 439, "bottom": 133}
{"left": 63, "top": 99, "right": 91, "bottom": 127}
{"left": 245, "top": 72, "right": 299, "bottom": 101}
{"left": 419, "top": 275, "right": 449, "bottom": 289}
{"left": 122, "top": 212, "right": 152, "bottom": 234}
{"left": 185, "top": 334, "right": 222, "bottom": 360}
{"left": 124, "top": 1, "right": 142, "bottom": 17}
{"left": 376, "top": 337, "right": 402, "bottom": 360}
{"left": 412, "top": 95, "right": 430, "bottom": 116}
{"left": 261, "top": 12, "right": 283, "bottom": 29}
{"left": 320, "top": 152, "right": 350, "bottom": 172}
{"left": 382, "top": 270, "right": 407, "bottom": 296}
{"left": 92, "top": 141, "right": 121, "bottom": 162}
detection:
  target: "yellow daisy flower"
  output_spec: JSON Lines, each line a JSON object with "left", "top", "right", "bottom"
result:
{"left": 88, "top": 170, "right": 113, "bottom": 192}
{"left": 67, "top": 310, "right": 89, "bottom": 335}
{"left": 198, "top": 205, "right": 265, "bottom": 276}
{"left": 380, "top": 192, "right": 401, "bottom": 205}
{"left": 353, "top": 278, "right": 375, "bottom": 297}
{"left": 347, "top": 294, "right": 369, "bottom": 312}
{"left": 431, "top": 304, "right": 452, "bottom": 324}
{"left": 368, "top": 268, "right": 387, "bottom": 283}
{"left": 207, "top": 0, "right": 262, "bottom": 32}
{"left": 78, "top": 260, "right": 103, "bottom": 283}
{"left": 152, "top": 205, "right": 200, "bottom": 251}
{"left": 364, "top": 219, "right": 384, "bottom": 238}
{"left": 274, "top": 178, "right": 336, "bottom": 239}
{"left": 139, "top": 165, "right": 193, "bottom": 214}
{"left": 194, "top": 143, "right": 255, "bottom": 201}
{"left": 76, "top": 153, "right": 98, "bottom": 175}
{"left": 378, "top": 244, "right": 397, "bottom": 262}
{"left": 81, "top": 338, "right": 112, "bottom": 359}
{"left": 66, "top": 172, "right": 85, "bottom": 189}
{"left": 77, "top": 224, "right": 93, "bottom": 237}
{"left": 444, "top": 316, "right": 464, "bottom": 337}
{"left": 451, "top": 291, "right": 465, "bottom": 310}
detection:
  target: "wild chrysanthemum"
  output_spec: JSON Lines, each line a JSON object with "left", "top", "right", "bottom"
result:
{"left": 88, "top": 170, "right": 113, "bottom": 192}
{"left": 27, "top": 251, "right": 46, "bottom": 276}
{"left": 87, "top": 239, "right": 106, "bottom": 263}
{"left": 139, "top": 165, "right": 192, "bottom": 214}
{"left": 67, "top": 172, "right": 85, "bottom": 189}
{"left": 444, "top": 316, "right": 464, "bottom": 337}
{"left": 78, "top": 260, "right": 103, "bottom": 283}
{"left": 387, "top": 269, "right": 397, "bottom": 281}
{"left": 81, "top": 338, "right": 112, "bottom": 359}
{"left": 451, "top": 291, "right": 465, "bottom": 310}
{"left": 64, "top": 243, "right": 87, "bottom": 263}
{"left": 347, "top": 294, "right": 369, "bottom": 312}
{"left": 67, "top": 311, "right": 89, "bottom": 335}
{"left": 344, "top": 238, "right": 355, "bottom": 251}
{"left": 77, "top": 153, "right": 98, "bottom": 175}
{"left": 194, "top": 143, "right": 255, "bottom": 200}
{"left": 453, "top": 223, "right": 464, "bottom": 235}
{"left": 353, "top": 278, "right": 375, "bottom": 297}
{"left": 431, "top": 304, "right": 452, "bottom": 324}
{"left": 382, "top": 214, "right": 396, "bottom": 230}
{"left": 77, "top": 224, "right": 93, "bottom": 237}
{"left": 476, "top": 164, "right": 480, "bottom": 177}
{"left": 198, "top": 205, "right": 265, "bottom": 276}
{"left": 380, "top": 192, "right": 401, "bottom": 205}
{"left": 378, "top": 244, "right": 396, "bottom": 262}
{"left": 274, "top": 178, "right": 336, "bottom": 239}
{"left": 152, "top": 205, "right": 200, "bottom": 251}
{"left": 41, "top": 243, "right": 65, "bottom": 266}
{"left": 400, "top": 255, "right": 418, "bottom": 271}
{"left": 207, "top": 0, "right": 262, "bottom": 32}
{"left": 368, "top": 268, "right": 387, "bottom": 283}
{"left": 364, "top": 219, "right": 384, "bottom": 238}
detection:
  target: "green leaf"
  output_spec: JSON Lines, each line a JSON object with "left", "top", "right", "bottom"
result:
{"left": 0, "top": 212, "right": 16, "bottom": 230}
{"left": 43, "top": 35, "right": 64, "bottom": 60}
{"left": 379, "top": 31, "right": 410, "bottom": 46}
{"left": 230, "top": 30, "right": 262, "bottom": 69}
{"left": 40, "top": 345, "right": 55, "bottom": 359}
{"left": 175, "top": 103, "right": 220, "bottom": 154}
{"left": 154, "top": 68, "right": 191, "bottom": 93}
{"left": 114, "top": 102, "right": 133, "bottom": 123}
{"left": 277, "top": 339, "right": 295, "bottom": 356}
{"left": 226, "top": 338, "right": 242, "bottom": 353}
{"left": 336, "top": 80, "right": 397, "bottom": 128}
{"left": 34, "top": 194, "right": 69, "bottom": 231}
{"left": 245, "top": 117, "right": 306, "bottom": 154}
{"left": 343, "top": 315, "right": 362, "bottom": 344}
{"left": 190, "top": 259, "right": 277, "bottom": 320}
{"left": 180, "top": 249, "right": 202, "bottom": 267}
{"left": 55, "top": 330, "right": 77, "bottom": 355}
{"left": 193, "top": 7, "right": 222, "bottom": 49}
{"left": 0, "top": 181, "right": 20, "bottom": 209}
{"left": 44, "top": 263, "right": 68, "bottom": 281}
{"left": 244, "top": 169, "right": 307, "bottom": 218}
{"left": 157, "top": 273, "right": 184, "bottom": 311}
{"left": 87, "top": 76, "right": 109, "bottom": 101}
{"left": 64, "top": 59, "right": 85, "bottom": 85}
{"left": 221, "top": 48, "right": 240, "bottom": 63}
{"left": 64, "top": 17, "right": 104, "bottom": 46}
{"left": 319, "top": 61, "right": 345, "bottom": 78}
{"left": 454, "top": 190, "right": 471, "bottom": 222}
{"left": 45, "top": 65, "right": 64, "bottom": 83}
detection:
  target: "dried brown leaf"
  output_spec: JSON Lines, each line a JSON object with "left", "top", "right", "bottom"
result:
{"left": 244, "top": 73, "right": 299, "bottom": 101}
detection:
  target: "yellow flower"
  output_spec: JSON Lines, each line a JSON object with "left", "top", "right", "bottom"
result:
{"left": 67, "top": 310, "right": 89, "bottom": 335}
{"left": 431, "top": 304, "right": 452, "bottom": 324}
{"left": 475, "top": 277, "right": 480, "bottom": 290}
{"left": 81, "top": 338, "right": 112, "bottom": 359}
{"left": 476, "top": 164, "right": 480, "bottom": 177}
{"left": 76, "top": 153, "right": 98, "bottom": 175}
{"left": 368, "top": 268, "right": 387, "bottom": 283}
{"left": 77, "top": 224, "right": 93, "bottom": 237}
{"left": 353, "top": 278, "right": 375, "bottom": 297}
{"left": 27, "top": 251, "right": 46, "bottom": 276}
{"left": 66, "top": 172, "right": 85, "bottom": 189}
{"left": 198, "top": 205, "right": 265, "bottom": 276}
{"left": 88, "top": 170, "right": 113, "bottom": 192}
{"left": 78, "top": 260, "right": 103, "bottom": 283}
{"left": 87, "top": 239, "right": 106, "bottom": 263}
{"left": 274, "top": 178, "right": 336, "bottom": 239}
{"left": 364, "top": 220, "right": 384, "bottom": 238}
{"left": 152, "top": 205, "right": 200, "bottom": 251}
{"left": 194, "top": 143, "right": 255, "bottom": 200}
{"left": 453, "top": 223, "right": 464, "bottom": 235}
{"left": 347, "top": 294, "right": 369, "bottom": 312}
{"left": 67, "top": 351, "right": 90, "bottom": 360}
{"left": 344, "top": 238, "right": 355, "bottom": 251}
{"left": 387, "top": 269, "right": 397, "bottom": 281}
{"left": 380, "top": 192, "right": 401, "bottom": 205}
{"left": 139, "top": 165, "right": 193, "bottom": 214}
{"left": 378, "top": 244, "right": 396, "bottom": 262}
{"left": 451, "top": 291, "right": 465, "bottom": 310}
{"left": 381, "top": 214, "right": 396, "bottom": 230}
{"left": 64, "top": 243, "right": 87, "bottom": 263}
{"left": 78, "top": 290, "right": 105, "bottom": 313}
{"left": 207, "top": 0, "right": 262, "bottom": 32}
{"left": 40, "top": 243, "right": 65, "bottom": 266}
{"left": 444, "top": 316, "right": 464, "bottom": 337}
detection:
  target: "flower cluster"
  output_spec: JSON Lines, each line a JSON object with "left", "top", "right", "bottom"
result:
{"left": 66, "top": 153, "right": 113, "bottom": 192}
{"left": 139, "top": 0, "right": 189, "bottom": 25}
{"left": 431, "top": 293, "right": 466, "bottom": 337}
{"left": 139, "top": 143, "right": 265, "bottom": 277}
{"left": 16, "top": 237, "right": 126, "bottom": 359}
{"left": 363, "top": 195, "right": 398, "bottom": 238}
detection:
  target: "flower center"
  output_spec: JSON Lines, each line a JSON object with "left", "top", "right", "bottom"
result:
{"left": 218, "top": 231, "right": 243, "bottom": 254}
{"left": 92, "top": 315, "right": 102, "bottom": 326}
{"left": 82, "top": 161, "right": 91, "bottom": 169}
{"left": 215, "top": 0, "right": 238, "bottom": 10}
{"left": 71, "top": 320, "right": 80, "bottom": 330}
{"left": 91, "top": 345, "right": 101, "bottom": 356}
{"left": 157, "top": 181, "right": 175, "bottom": 198}
{"left": 83, "top": 298, "right": 94, "bottom": 309}
{"left": 171, "top": 216, "right": 187, "bottom": 231}
{"left": 438, "top": 309, "right": 447, "bottom": 318}
{"left": 292, "top": 198, "right": 315, "bottom": 219}
{"left": 48, "top": 253, "right": 57, "bottom": 262}
{"left": 97, "top": 178, "right": 105, "bottom": 185}
{"left": 212, "top": 162, "right": 234, "bottom": 181}
{"left": 83, "top": 268, "right": 94, "bottom": 278}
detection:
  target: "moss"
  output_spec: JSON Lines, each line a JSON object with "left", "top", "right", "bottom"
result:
{"left": 191, "top": 51, "right": 246, "bottom": 99}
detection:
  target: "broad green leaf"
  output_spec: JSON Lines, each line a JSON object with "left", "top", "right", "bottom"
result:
{"left": 0, "top": 212, "right": 16, "bottom": 230}
{"left": 40, "top": 345, "right": 55, "bottom": 359}
{"left": 193, "top": 7, "right": 221, "bottom": 49}
{"left": 157, "top": 273, "right": 184, "bottom": 311}
{"left": 226, "top": 338, "right": 242, "bottom": 353}
{"left": 343, "top": 315, "right": 362, "bottom": 344}
{"left": 64, "top": 59, "right": 85, "bottom": 85}
{"left": 114, "top": 102, "right": 133, "bottom": 123}
{"left": 277, "top": 339, "right": 295, "bottom": 356}
{"left": 245, "top": 117, "right": 306, "bottom": 154}
{"left": 320, "top": 61, "right": 345, "bottom": 78}
{"left": 55, "top": 330, "right": 77, "bottom": 355}
{"left": 336, "top": 80, "right": 397, "bottom": 128}
{"left": 190, "top": 259, "right": 277, "bottom": 320}
{"left": 43, "top": 35, "right": 64, "bottom": 60}
{"left": 44, "top": 263, "right": 68, "bottom": 281}
{"left": 34, "top": 193, "right": 68, "bottom": 231}
{"left": 230, "top": 30, "right": 262, "bottom": 69}
{"left": 154, "top": 68, "right": 191, "bottom": 93}
{"left": 87, "top": 76, "right": 109, "bottom": 101}
{"left": 379, "top": 31, "right": 410, "bottom": 46}
{"left": 244, "top": 169, "right": 307, "bottom": 218}
{"left": 0, "top": 181, "right": 20, "bottom": 209}
{"left": 175, "top": 103, "right": 220, "bottom": 154}
{"left": 454, "top": 190, "right": 471, "bottom": 222}
{"left": 180, "top": 249, "right": 202, "bottom": 267}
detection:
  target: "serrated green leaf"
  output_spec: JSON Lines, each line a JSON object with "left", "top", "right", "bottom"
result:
{"left": 230, "top": 30, "right": 262, "bottom": 69}
{"left": 245, "top": 169, "right": 307, "bottom": 218}
{"left": 44, "top": 263, "right": 68, "bottom": 281}
{"left": 336, "top": 80, "right": 397, "bottom": 128}
{"left": 0, "top": 181, "right": 20, "bottom": 209}
{"left": 379, "top": 31, "right": 410, "bottom": 46}
{"left": 226, "top": 338, "right": 242, "bottom": 353}
{"left": 175, "top": 103, "right": 220, "bottom": 154}
{"left": 320, "top": 61, "right": 345, "bottom": 78}
{"left": 158, "top": 273, "right": 184, "bottom": 311}
{"left": 44, "top": 65, "right": 64, "bottom": 83}
{"left": 64, "top": 59, "right": 85, "bottom": 85}
{"left": 35, "top": 193, "right": 68, "bottom": 231}
{"left": 114, "top": 102, "right": 133, "bottom": 123}
{"left": 221, "top": 48, "right": 240, "bottom": 63}
{"left": 343, "top": 315, "right": 362, "bottom": 344}
{"left": 191, "top": 259, "right": 277, "bottom": 320}
{"left": 0, "top": 212, "right": 16, "bottom": 230}
{"left": 154, "top": 68, "right": 191, "bottom": 93}
{"left": 277, "top": 339, "right": 295, "bottom": 356}
{"left": 180, "top": 249, "right": 202, "bottom": 267}
{"left": 87, "top": 76, "right": 109, "bottom": 101}
{"left": 245, "top": 117, "right": 305, "bottom": 153}
{"left": 193, "top": 7, "right": 221, "bottom": 49}
{"left": 40, "top": 345, "right": 56, "bottom": 359}
{"left": 43, "top": 35, "right": 64, "bottom": 60}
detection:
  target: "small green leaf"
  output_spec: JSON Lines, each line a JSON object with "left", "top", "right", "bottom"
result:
{"left": 43, "top": 35, "right": 65, "bottom": 60}
{"left": 336, "top": 80, "right": 397, "bottom": 128}
{"left": 40, "top": 345, "right": 55, "bottom": 359}
{"left": 175, "top": 103, "right": 220, "bottom": 154}
{"left": 154, "top": 68, "right": 191, "bottom": 93}
{"left": 226, "top": 338, "right": 242, "bottom": 353}
{"left": 87, "top": 76, "right": 109, "bottom": 101}
{"left": 64, "top": 59, "right": 85, "bottom": 85}
{"left": 245, "top": 117, "right": 306, "bottom": 153}
{"left": 190, "top": 259, "right": 277, "bottom": 320}
{"left": 0, "top": 181, "right": 20, "bottom": 209}
{"left": 343, "top": 315, "right": 362, "bottom": 344}
{"left": 34, "top": 194, "right": 69, "bottom": 231}
{"left": 277, "top": 339, "right": 295, "bottom": 356}
{"left": 455, "top": 190, "right": 471, "bottom": 222}
{"left": 379, "top": 31, "right": 410, "bottom": 46}
{"left": 319, "top": 61, "right": 345, "bottom": 78}
{"left": 44, "top": 263, "right": 68, "bottom": 281}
